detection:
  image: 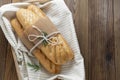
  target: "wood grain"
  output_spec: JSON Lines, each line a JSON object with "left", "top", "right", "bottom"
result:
{"left": 0, "top": 0, "right": 120, "bottom": 80}
{"left": 0, "top": 0, "right": 11, "bottom": 80}
{"left": 0, "top": 29, "right": 8, "bottom": 80}
{"left": 0, "top": 0, "right": 11, "bottom": 6}
{"left": 64, "top": 0, "right": 89, "bottom": 80}
{"left": 114, "top": 0, "right": 120, "bottom": 80}
{"left": 4, "top": 46, "right": 18, "bottom": 80}
{"left": 88, "top": 0, "right": 115, "bottom": 80}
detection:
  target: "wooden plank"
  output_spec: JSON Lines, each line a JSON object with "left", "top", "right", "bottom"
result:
{"left": 88, "top": 0, "right": 115, "bottom": 80}
{"left": 0, "top": 0, "right": 11, "bottom": 6}
{"left": 64, "top": 0, "right": 89, "bottom": 80}
{"left": 0, "top": 0, "right": 18, "bottom": 80}
{"left": 0, "top": 30, "right": 8, "bottom": 80}
{"left": 0, "top": 0, "right": 11, "bottom": 80}
{"left": 4, "top": 46, "right": 18, "bottom": 80}
{"left": 114, "top": 0, "right": 120, "bottom": 80}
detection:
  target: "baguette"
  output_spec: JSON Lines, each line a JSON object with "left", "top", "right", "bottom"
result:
{"left": 28, "top": 5, "right": 74, "bottom": 64}
{"left": 16, "top": 5, "right": 74, "bottom": 65}
{"left": 11, "top": 18, "right": 60, "bottom": 74}
{"left": 16, "top": 8, "right": 39, "bottom": 29}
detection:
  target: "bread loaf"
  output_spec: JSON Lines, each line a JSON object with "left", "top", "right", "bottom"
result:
{"left": 11, "top": 18, "right": 60, "bottom": 74}
{"left": 16, "top": 5, "right": 74, "bottom": 65}
{"left": 11, "top": 4, "right": 74, "bottom": 74}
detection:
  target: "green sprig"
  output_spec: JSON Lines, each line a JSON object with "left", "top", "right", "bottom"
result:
{"left": 27, "top": 63, "right": 40, "bottom": 72}
{"left": 42, "top": 31, "right": 48, "bottom": 46}
{"left": 43, "top": 31, "right": 48, "bottom": 36}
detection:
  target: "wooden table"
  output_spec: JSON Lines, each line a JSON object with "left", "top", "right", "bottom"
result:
{"left": 0, "top": 0, "right": 120, "bottom": 80}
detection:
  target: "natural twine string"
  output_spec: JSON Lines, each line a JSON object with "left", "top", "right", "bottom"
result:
{"left": 28, "top": 25, "right": 62, "bottom": 53}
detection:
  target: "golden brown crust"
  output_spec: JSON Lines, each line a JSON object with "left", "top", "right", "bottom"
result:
{"left": 16, "top": 8, "right": 39, "bottom": 29}
{"left": 15, "top": 5, "right": 74, "bottom": 65}
{"left": 27, "top": 5, "right": 46, "bottom": 17}
{"left": 11, "top": 4, "right": 74, "bottom": 74}
{"left": 27, "top": 5, "right": 74, "bottom": 64}
{"left": 11, "top": 18, "right": 61, "bottom": 74}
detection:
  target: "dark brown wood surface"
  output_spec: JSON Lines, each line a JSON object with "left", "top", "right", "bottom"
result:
{"left": 0, "top": 0, "right": 120, "bottom": 80}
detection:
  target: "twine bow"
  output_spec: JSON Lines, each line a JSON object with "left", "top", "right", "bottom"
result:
{"left": 28, "top": 25, "right": 62, "bottom": 53}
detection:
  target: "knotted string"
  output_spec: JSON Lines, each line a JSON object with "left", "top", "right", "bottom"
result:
{"left": 28, "top": 25, "right": 62, "bottom": 53}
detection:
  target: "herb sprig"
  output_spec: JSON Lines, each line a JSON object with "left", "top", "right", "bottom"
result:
{"left": 42, "top": 31, "right": 48, "bottom": 46}
{"left": 27, "top": 63, "right": 40, "bottom": 72}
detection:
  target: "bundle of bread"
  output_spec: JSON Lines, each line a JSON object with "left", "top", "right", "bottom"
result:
{"left": 11, "top": 5, "right": 74, "bottom": 74}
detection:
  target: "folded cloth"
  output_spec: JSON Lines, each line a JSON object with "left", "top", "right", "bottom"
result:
{"left": 0, "top": 0, "right": 85, "bottom": 80}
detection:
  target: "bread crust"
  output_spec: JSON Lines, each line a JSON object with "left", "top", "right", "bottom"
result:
{"left": 11, "top": 18, "right": 61, "bottom": 74}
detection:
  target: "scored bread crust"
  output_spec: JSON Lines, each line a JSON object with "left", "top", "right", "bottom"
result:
{"left": 11, "top": 4, "right": 74, "bottom": 74}
{"left": 11, "top": 18, "right": 61, "bottom": 74}
{"left": 27, "top": 5, "right": 74, "bottom": 64}
{"left": 16, "top": 8, "right": 39, "bottom": 29}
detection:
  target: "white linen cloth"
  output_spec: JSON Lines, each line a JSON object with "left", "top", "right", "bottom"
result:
{"left": 0, "top": 0, "right": 85, "bottom": 80}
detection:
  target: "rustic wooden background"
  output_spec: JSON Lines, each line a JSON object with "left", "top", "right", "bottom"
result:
{"left": 0, "top": 0, "right": 120, "bottom": 80}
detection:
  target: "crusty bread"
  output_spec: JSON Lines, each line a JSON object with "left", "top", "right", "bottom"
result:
{"left": 16, "top": 9, "right": 39, "bottom": 29}
{"left": 16, "top": 5, "right": 74, "bottom": 65}
{"left": 27, "top": 5, "right": 74, "bottom": 63}
{"left": 11, "top": 18, "right": 60, "bottom": 74}
{"left": 27, "top": 4, "right": 45, "bottom": 17}
{"left": 11, "top": 4, "right": 74, "bottom": 74}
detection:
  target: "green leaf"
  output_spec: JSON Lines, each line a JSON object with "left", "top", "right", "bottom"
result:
{"left": 43, "top": 31, "right": 48, "bottom": 36}
{"left": 40, "top": 31, "right": 48, "bottom": 46}
{"left": 27, "top": 63, "right": 40, "bottom": 72}
{"left": 42, "top": 40, "right": 48, "bottom": 46}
